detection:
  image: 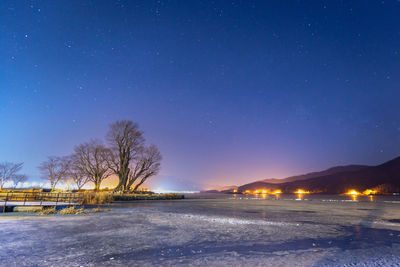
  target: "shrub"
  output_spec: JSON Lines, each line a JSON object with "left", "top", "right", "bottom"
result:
{"left": 83, "top": 191, "right": 114, "bottom": 204}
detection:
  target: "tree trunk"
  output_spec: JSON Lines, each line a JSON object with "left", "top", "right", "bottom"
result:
{"left": 126, "top": 178, "right": 136, "bottom": 191}
{"left": 133, "top": 174, "right": 151, "bottom": 191}
{"left": 94, "top": 181, "right": 100, "bottom": 191}
{"left": 114, "top": 173, "right": 129, "bottom": 192}
{"left": 114, "top": 177, "right": 124, "bottom": 192}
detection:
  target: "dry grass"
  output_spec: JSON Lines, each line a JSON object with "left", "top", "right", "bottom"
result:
{"left": 36, "top": 206, "right": 87, "bottom": 215}
{"left": 58, "top": 207, "right": 87, "bottom": 215}
{"left": 83, "top": 191, "right": 114, "bottom": 204}
{"left": 13, "top": 206, "right": 43, "bottom": 212}
{"left": 37, "top": 208, "right": 57, "bottom": 215}
{"left": 113, "top": 193, "right": 184, "bottom": 201}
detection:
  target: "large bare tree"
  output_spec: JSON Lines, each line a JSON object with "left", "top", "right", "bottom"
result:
{"left": 0, "top": 162, "right": 24, "bottom": 190}
{"left": 106, "top": 120, "right": 144, "bottom": 191}
{"left": 73, "top": 140, "right": 112, "bottom": 191}
{"left": 38, "top": 156, "right": 70, "bottom": 190}
{"left": 127, "top": 145, "right": 162, "bottom": 191}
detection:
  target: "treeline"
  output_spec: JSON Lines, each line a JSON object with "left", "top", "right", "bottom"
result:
{"left": 1, "top": 120, "right": 161, "bottom": 192}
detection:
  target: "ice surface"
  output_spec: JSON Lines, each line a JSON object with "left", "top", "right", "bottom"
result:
{"left": 1, "top": 195, "right": 400, "bottom": 266}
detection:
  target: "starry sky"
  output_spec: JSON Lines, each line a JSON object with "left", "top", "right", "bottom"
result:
{"left": 1, "top": 0, "right": 400, "bottom": 191}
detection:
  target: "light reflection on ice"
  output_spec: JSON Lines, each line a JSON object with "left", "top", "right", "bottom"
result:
{"left": 182, "top": 214, "right": 293, "bottom": 226}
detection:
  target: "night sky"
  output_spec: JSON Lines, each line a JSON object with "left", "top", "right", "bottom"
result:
{"left": 1, "top": 1, "right": 400, "bottom": 191}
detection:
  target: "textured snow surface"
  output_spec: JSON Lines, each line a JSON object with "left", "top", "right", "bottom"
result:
{"left": 1, "top": 197, "right": 400, "bottom": 266}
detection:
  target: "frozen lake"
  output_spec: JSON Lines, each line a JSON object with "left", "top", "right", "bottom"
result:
{"left": 1, "top": 194, "right": 400, "bottom": 266}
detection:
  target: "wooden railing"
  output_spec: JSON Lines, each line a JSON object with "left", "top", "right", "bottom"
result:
{"left": 0, "top": 192, "right": 84, "bottom": 212}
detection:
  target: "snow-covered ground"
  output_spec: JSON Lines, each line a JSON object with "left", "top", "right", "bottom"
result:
{"left": 1, "top": 196, "right": 400, "bottom": 266}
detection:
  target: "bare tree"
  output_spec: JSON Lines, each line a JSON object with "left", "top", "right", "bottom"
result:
{"left": 0, "top": 162, "right": 24, "bottom": 190}
{"left": 11, "top": 174, "right": 28, "bottom": 188}
{"left": 106, "top": 120, "right": 144, "bottom": 191}
{"left": 128, "top": 145, "right": 162, "bottom": 191}
{"left": 73, "top": 140, "right": 112, "bottom": 191}
{"left": 67, "top": 158, "right": 90, "bottom": 190}
{"left": 38, "top": 156, "right": 70, "bottom": 190}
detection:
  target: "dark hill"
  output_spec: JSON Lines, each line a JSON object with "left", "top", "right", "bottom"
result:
{"left": 238, "top": 157, "right": 400, "bottom": 194}
{"left": 239, "top": 165, "right": 368, "bottom": 192}
{"left": 261, "top": 165, "right": 368, "bottom": 184}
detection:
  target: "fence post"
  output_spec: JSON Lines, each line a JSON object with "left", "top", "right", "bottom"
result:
{"left": 24, "top": 193, "right": 27, "bottom": 206}
{"left": 3, "top": 192, "right": 9, "bottom": 213}
{"left": 56, "top": 192, "right": 60, "bottom": 205}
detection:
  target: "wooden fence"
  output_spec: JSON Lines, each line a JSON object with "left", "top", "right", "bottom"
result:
{"left": 0, "top": 192, "right": 84, "bottom": 212}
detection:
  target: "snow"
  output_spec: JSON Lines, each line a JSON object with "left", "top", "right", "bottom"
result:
{"left": 1, "top": 196, "right": 400, "bottom": 266}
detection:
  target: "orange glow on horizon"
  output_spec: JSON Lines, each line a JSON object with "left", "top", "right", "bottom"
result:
{"left": 363, "top": 189, "right": 377, "bottom": 195}
{"left": 345, "top": 189, "right": 360, "bottom": 196}
{"left": 294, "top": 189, "right": 310, "bottom": 194}
{"left": 100, "top": 185, "right": 115, "bottom": 190}
{"left": 248, "top": 189, "right": 282, "bottom": 195}
{"left": 345, "top": 189, "right": 360, "bottom": 201}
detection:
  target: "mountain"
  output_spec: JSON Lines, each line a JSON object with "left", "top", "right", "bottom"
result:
{"left": 202, "top": 185, "right": 238, "bottom": 193}
{"left": 238, "top": 157, "right": 400, "bottom": 194}
{"left": 260, "top": 165, "right": 368, "bottom": 184}
{"left": 218, "top": 185, "right": 238, "bottom": 191}
{"left": 239, "top": 165, "right": 368, "bottom": 192}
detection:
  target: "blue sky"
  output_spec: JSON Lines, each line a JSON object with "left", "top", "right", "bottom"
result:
{"left": 1, "top": 0, "right": 400, "bottom": 190}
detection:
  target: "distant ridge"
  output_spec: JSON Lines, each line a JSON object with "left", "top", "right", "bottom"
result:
{"left": 236, "top": 156, "right": 400, "bottom": 194}
{"left": 260, "top": 165, "right": 368, "bottom": 184}
{"left": 202, "top": 185, "right": 238, "bottom": 193}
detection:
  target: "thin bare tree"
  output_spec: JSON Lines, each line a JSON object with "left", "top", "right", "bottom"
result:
{"left": 10, "top": 174, "right": 28, "bottom": 188}
{"left": 106, "top": 120, "right": 144, "bottom": 191}
{"left": 38, "top": 156, "right": 70, "bottom": 190}
{"left": 73, "top": 140, "right": 112, "bottom": 191}
{"left": 0, "top": 162, "right": 24, "bottom": 190}
{"left": 128, "top": 145, "right": 162, "bottom": 191}
{"left": 67, "top": 159, "right": 90, "bottom": 190}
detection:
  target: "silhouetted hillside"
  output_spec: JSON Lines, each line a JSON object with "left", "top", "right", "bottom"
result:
{"left": 260, "top": 165, "right": 368, "bottom": 184}
{"left": 238, "top": 157, "right": 400, "bottom": 194}
{"left": 202, "top": 185, "right": 238, "bottom": 193}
